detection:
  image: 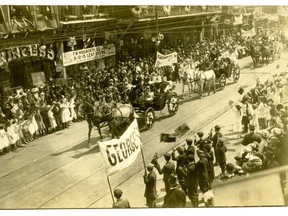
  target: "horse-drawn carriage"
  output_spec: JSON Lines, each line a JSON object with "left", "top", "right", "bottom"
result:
{"left": 128, "top": 80, "right": 179, "bottom": 129}
{"left": 180, "top": 57, "right": 241, "bottom": 98}
{"left": 213, "top": 57, "right": 241, "bottom": 88}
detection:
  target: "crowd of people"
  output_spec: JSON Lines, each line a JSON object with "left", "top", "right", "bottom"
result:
{"left": 136, "top": 72, "right": 287, "bottom": 208}
{"left": 0, "top": 26, "right": 285, "bottom": 160}
{"left": 0, "top": 32, "right": 247, "bottom": 156}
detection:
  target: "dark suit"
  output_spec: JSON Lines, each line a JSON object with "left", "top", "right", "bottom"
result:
{"left": 162, "top": 187, "right": 186, "bottom": 208}
{"left": 143, "top": 170, "right": 157, "bottom": 208}
{"left": 212, "top": 131, "right": 223, "bottom": 149}
{"left": 242, "top": 132, "right": 261, "bottom": 146}
{"left": 196, "top": 157, "right": 210, "bottom": 193}
{"left": 183, "top": 162, "right": 198, "bottom": 207}
{"left": 155, "top": 161, "right": 175, "bottom": 193}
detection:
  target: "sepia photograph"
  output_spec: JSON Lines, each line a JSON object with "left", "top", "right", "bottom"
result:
{"left": 0, "top": 1, "right": 288, "bottom": 211}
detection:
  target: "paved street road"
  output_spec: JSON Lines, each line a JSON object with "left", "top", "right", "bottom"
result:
{"left": 0, "top": 53, "right": 287, "bottom": 208}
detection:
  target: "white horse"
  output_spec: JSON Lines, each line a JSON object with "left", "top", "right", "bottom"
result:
{"left": 194, "top": 69, "right": 216, "bottom": 98}
{"left": 179, "top": 64, "right": 197, "bottom": 98}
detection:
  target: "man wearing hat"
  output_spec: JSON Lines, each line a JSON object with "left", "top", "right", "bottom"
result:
{"left": 172, "top": 146, "right": 188, "bottom": 182}
{"left": 196, "top": 150, "right": 210, "bottom": 194}
{"left": 215, "top": 138, "right": 227, "bottom": 175}
{"left": 153, "top": 152, "right": 175, "bottom": 194}
{"left": 242, "top": 124, "right": 261, "bottom": 146}
{"left": 112, "top": 189, "right": 131, "bottom": 208}
{"left": 185, "top": 138, "right": 195, "bottom": 158}
{"left": 162, "top": 174, "right": 186, "bottom": 208}
{"left": 209, "top": 125, "right": 223, "bottom": 166}
{"left": 143, "top": 164, "right": 157, "bottom": 208}
{"left": 194, "top": 131, "right": 205, "bottom": 151}
{"left": 182, "top": 154, "right": 199, "bottom": 207}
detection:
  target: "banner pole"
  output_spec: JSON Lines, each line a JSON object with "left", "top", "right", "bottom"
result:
{"left": 140, "top": 147, "right": 147, "bottom": 171}
{"left": 107, "top": 176, "right": 115, "bottom": 204}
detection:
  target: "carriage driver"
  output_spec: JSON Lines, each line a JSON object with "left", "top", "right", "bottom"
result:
{"left": 94, "top": 95, "right": 110, "bottom": 118}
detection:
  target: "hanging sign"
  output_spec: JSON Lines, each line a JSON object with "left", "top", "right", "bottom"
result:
{"left": 0, "top": 44, "right": 55, "bottom": 67}
{"left": 62, "top": 43, "right": 116, "bottom": 67}
{"left": 155, "top": 51, "right": 178, "bottom": 67}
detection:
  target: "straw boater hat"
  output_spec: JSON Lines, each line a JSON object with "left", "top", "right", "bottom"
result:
{"left": 31, "top": 87, "right": 39, "bottom": 93}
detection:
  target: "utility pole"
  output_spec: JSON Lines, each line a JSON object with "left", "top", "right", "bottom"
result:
{"left": 155, "top": 6, "right": 159, "bottom": 34}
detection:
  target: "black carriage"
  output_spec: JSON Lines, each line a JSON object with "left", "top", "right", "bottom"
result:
{"left": 213, "top": 57, "right": 241, "bottom": 89}
{"left": 129, "top": 81, "right": 179, "bottom": 129}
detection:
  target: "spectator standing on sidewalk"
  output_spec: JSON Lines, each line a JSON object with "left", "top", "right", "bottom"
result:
{"left": 162, "top": 174, "right": 186, "bottom": 208}
{"left": 152, "top": 152, "right": 175, "bottom": 194}
{"left": 242, "top": 124, "right": 261, "bottom": 146}
{"left": 196, "top": 150, "right": 210, "bottom": 194}
{"left": 194, "top": 131, "right": 205, "bottom": 151}
{"left": 209, "top": 125, "right": 223, "bottom": 166}
{"left": 215, "top": 138, "right": 228, "bottom": 176}
{"left": 112, "top": 189, "right": 131, "bottom": 208}
{"left": 232, "top": 104, "right": 243, "bottom": 138}
{"left": 143, "top": 164, "right": 157, "bottom": 208}
{"left": 182, "top": 154, "right": 199, "bottom": 207}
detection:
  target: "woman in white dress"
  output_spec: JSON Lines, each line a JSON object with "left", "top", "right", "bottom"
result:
{"left": 232, "top": 104, "right": 243, "bottom": 138}
{"left": 60, "top": 96, "right": 70, "bottom": 128}
{"left": 250, "top": 104, "right": 259, "bottom": 133}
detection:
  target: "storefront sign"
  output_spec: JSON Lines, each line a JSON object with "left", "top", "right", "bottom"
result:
{"left": 99, "top": 119, "right": 142, "bottom": 176}
{"left": 62, "top": 44, "right": 116, "bottom": 67}
{"left": 155, "top": 51, "right": 178, "bottom": 67}
{"left": 0, "top": 44, "right": 55, "bottom": 67}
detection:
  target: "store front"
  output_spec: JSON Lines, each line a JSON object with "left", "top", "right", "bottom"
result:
{"left": 0, "top": 43, "right": 56, "bottom": 94}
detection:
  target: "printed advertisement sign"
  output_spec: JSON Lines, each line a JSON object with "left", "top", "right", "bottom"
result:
{"left": 62, "top": 44, "right": 116, "bottom": 67}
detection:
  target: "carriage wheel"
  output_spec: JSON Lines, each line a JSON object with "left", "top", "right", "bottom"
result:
{"left": 219, "top": 74, "right": 226, "bottom": 89}
{"left": 145, "top": 107, "right": 155, "bottom": 129}
{"left": 233, "top": 64, "right": 240, "bottom": 83}
{"left": 168, "top": 92, "right": 179, "bottom": 116}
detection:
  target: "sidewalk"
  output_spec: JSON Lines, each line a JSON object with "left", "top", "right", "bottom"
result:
{"left": 91, "top": 103, "right": 245, "bottom": 208}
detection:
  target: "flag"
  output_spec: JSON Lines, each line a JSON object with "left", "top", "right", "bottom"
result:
{"left": 160, "top": 133, "right": 177, "bottom": 142}
{"left": 238, "top": 87, "right": 244, "bottom": 95}
{"left": 99, "top": 119, "right": 142, "bottom": 176}
{"left": 175, "top": 123, "right": 190, "bottom": 137}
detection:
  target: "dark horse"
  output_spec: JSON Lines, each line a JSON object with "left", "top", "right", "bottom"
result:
{"left": 260, "top": 44, "right": 274, "bottom": 65}
{"left": 250, "top": 43, "right": 261, "bottom": 68}
{"left": 81, "top": 101, "right": 136, "bottom": 147}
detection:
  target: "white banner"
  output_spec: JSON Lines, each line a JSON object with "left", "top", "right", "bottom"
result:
{"left": 155, "top": 51, "right": 178, "bottom": 67}
{"left": 99, "top": 119, "right": 142, "bottom": 176}
{"left": 62, "top": 44, "right": 116, "bottom": 67}
{"left": 241, "top": 28, "right": 256, "bottom": 38}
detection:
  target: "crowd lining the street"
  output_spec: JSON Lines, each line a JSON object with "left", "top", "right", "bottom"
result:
{"left": 0, "top": 27, "right": 286, "bottom": 160}
{"left": 112, "top": 71, "right": 288, "bottom": 208}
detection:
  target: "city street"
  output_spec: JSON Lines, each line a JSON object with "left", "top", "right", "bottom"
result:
{"left": 0, "top": 53, "right": 287, "bottom": 209}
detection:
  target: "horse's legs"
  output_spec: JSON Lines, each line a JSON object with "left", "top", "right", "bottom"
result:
{"left": 181, "top": 82, "right": 185, "bottom": 98}
{"left": 97, "top": 127, "right": 103, "bottom": 141}
{"left": 213, "top": 78, "right": 216, "bottom": 94}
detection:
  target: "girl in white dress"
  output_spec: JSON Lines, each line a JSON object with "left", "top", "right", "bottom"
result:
{"left": 68, "top": 94, "right": 77, "bottom": 124}
{"left": 0, "top": 124, "right": 10, "bottom": 154}
{"left": 47, "top": 104, "right": 57, "bottom": 132}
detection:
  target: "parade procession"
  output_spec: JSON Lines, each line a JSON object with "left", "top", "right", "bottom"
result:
{"left": 1, "top": 4, "right": 288, "bottom": 209}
